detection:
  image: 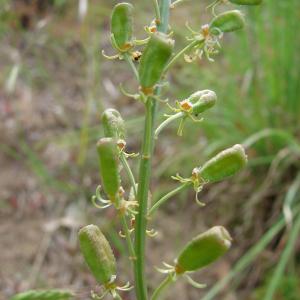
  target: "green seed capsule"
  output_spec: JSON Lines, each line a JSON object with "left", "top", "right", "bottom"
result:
{"left": 139, "top": 32, "right": 174, "bottom": 93}
{"left": 10, "top": 289, "right": 73, "bottom": 300}
{"left": 210, "top": 10, "right": 245, "bottom": 35}
{"left": 102, "top": 108, "right": 125, "bottom": 139}
{"left": 79, "top": 225, "right": 116, "bottom": 284}
{"left": 229, "top": 0, "right": 263, "bottom": 5}
{"left": 198, "top": 144, "right": 247, "bottom": 183}
{"left": 97, "top": 138, "right": 120, "bottom": 200}
{"left": 188, "top": 90, "right": 217, "bottom": 115}
{"left": 111, "top": 2, "right": 134, "bottom": 51}
{"left": 176, "top": 226, "right": 232, "bottom": 272}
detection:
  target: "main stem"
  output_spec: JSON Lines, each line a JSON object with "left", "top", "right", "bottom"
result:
{"left": 134, "top": 99, "right": 155, "bottom": 300}
{"left": 134, "top": 1, "right": 171, "bottom": 300}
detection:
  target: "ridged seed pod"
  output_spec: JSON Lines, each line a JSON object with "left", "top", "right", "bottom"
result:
{"left": 10, "top": 289, "right": 73, "bottom": 300}
{"left": 102, "top": 108, "right": 125, "bottom": 139}
{"left": 97, "top": 138, "right": 120, "bottom": 200}
{"left": 198, "top": 144, "right": 247, "bottom": 183}
{"left": 229, "top": 0, "right": 263, "bottom": 5}
{"left": 188, "top": 90, "right": 217, "bottom": 115}
{"left": 210, "top": 10, "right": 245, "bottom": 35}
{"left": 176, "top": 226, "right": 232, "bottom": 272}
{"left": 111, "top": 2, "right": 134, "bottom": 51}
{"left": 79, "top": 225, "right": 116, "bottom": 284}
{"left": 139, "top": 32, "right": 174, "bottom": 93}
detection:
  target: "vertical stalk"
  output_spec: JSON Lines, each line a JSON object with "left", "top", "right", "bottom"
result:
{"left": 124, "top": 53, "right": 139, "bottom": 81}
{"left": 115, "top": 197, "right": 136, "bottom": 262}
{"left": 120, "top": 153, "right": 137, "bottom": 197}
{"left": 152, "top": 0, "right": 161, "bottom": 22}
{"left": 134, "top": 1, "right": 171, "bottom": 300}
{"left": 120, "top": 213, "right": 136, "bottom": 261}
{"left": 157, "top": 0, "right": 171, "bottom": 34}
{"left": 134, "top": 99, "right": 155, "bottom": 300}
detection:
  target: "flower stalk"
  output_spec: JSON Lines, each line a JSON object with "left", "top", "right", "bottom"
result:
{"left": 134, "top": 1, "right": 172, "bottom": 299}
{"left": 150, "top": 274, "right": 174, "bottom": 300}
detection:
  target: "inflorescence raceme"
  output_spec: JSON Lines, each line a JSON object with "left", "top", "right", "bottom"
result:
{"left": 10, "top": 1, "right": 262, "bottom": 300}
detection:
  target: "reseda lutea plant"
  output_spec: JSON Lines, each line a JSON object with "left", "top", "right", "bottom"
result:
{"left": 10, "top": 1, "right": 261, "bottom": 300}
{"left": 83, "top": 1, "right": 253, "bottom": 299}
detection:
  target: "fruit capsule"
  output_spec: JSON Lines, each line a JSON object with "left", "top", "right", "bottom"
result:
{"left": 97, "top": 138, "right": 120, "bottom": 200}
{"left": 79, "top": 225, "right": 116, "bottom": 284}
{"left": 210, "top": 10, "right": 245, "bottom": 35}
{"left": 111, "top": 2, "right": 134, "bottom": 52}
{"left": 139, "top": 32, "right": 174, "bottom": 94}
{"left": 176, "top": 226, "right": 232, "bottom": 272}
{"left": 102, "top": 108, "right": 125, "bottom": 139}
{"left": 198, "top": 144, "right": 247, "bottom": 183}
{"left": 188, "top": 90, "right": 217, "bottom": 115}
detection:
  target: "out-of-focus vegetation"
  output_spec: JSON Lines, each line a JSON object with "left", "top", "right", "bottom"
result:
{"left": 0, "top": 0, "right": 299, "bottom": 300}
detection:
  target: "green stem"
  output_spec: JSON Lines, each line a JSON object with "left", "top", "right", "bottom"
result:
{"left": 124, "top": 53, "right": 139, "bottom": 81}
{"left": 120, "top": 153, "right": 137, "bottom": 198}
{"left": 134, "top": 1, "right": 171, "bottom": 299}
{"left": 152, "top": 0, "right": 161, "bottom": 22}
{"left": 116, "top": 194, "right": 136, "bottom": 261}
{"left": 151, "top": 275, "right": 174, "bottom": 300}
{"left": 157, "top": 0, "right": 171, "bottom": 33}
{"left": 120, "top": 213, "right": 136, "bottom": 260}
{"left": 164, "top": 40, "right": 203, "bottom": 73}
{"left": 148, "top": 183, "right": 190, "bottom": 217}
{"left": 155, "top": 112, "right": 184, "bottom": 138}
{"left": 134, "top": 98, "right": 155, "bottom": 300}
